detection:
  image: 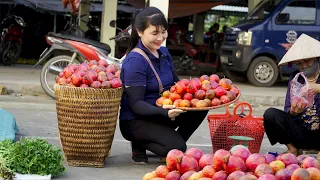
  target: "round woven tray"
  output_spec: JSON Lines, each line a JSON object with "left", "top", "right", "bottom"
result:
{"left": 157, "top": 86, "right": 241, "bottom": 111}
{"left": 54, "top": 85, "right": 123, "bottom": 168}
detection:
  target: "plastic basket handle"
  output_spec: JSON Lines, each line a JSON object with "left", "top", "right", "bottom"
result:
{"left": 224, "top": 104, "right": 231, "bottom": 116}
{"left": 224, "top": 101, "right": 242, "bottom": 116}
{"left": 233, "top": 102, "right": 253, "bottom": 119}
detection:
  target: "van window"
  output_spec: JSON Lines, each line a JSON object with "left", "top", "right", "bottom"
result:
{"left": 277, "top": 0, "right": 317, "bottom": 25}
{"left": 246, "top": 0, "right": 282, "bottom": 20}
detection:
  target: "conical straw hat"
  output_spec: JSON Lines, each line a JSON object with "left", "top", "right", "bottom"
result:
{"left": 278, "top": 34, "right": 320, "bottom": 66}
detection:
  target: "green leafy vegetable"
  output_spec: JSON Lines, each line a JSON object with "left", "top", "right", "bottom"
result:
{"left": 0, "top": 157, "right": 14, "bottom": 180}
{"left": 0, "top": 140, "right": 16, "bottom": 180}
{"left": 0, "top": 138, "right": 65, "bottom": 177}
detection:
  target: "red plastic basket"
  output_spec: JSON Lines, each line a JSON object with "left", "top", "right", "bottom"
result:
{"left": 207, "top": 102, "right": 264, "bottom": 153}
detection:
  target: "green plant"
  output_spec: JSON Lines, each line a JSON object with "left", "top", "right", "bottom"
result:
{"left": 0, "top": 138, "right": 65, "bottom": 177}
{"left": 204, "top": 14, "right": 244, "bottom": 33}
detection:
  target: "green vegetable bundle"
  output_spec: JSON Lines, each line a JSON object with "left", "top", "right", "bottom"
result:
{"left": 0, "top": 140, "right": 16, "bottom": 180}
{"left": 0, "top": 138, "right": 65, "bottom": 179}
{"left": 0, "top": 157, "right": 14, "bottom": 180}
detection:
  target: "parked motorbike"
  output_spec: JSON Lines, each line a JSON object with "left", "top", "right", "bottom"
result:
{"left": 85, "top": 22, "right": 100, "bottom": 41}
{"left": 0, "top": 15, "right": 26, "bottom": 66}
{"left": 172, "top": 32, "right": 222, "bottom": 75}
{"left": 85, "top": 16, "right": 101, "bottom": 41}
{"left": 62, "top": 14, "right": 101, "bottom": 41}
{"left": 34, "top": 20, "right": 130, "bottom": 99}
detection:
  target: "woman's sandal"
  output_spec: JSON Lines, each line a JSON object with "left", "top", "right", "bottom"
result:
{"left": 131, "top": 142, "right": 148, "bottom": 165}
{"left": 132, "top": 155, "right": 148, "bottom": 165}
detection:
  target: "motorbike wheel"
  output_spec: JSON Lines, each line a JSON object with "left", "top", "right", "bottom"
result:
{"left": 172, "top": 56, "right": 183, "bottom": 75}
{"left": 2, "top": 41, "right": 22, "bottom": 66}
{"left": 40, "top": 55, "right": 80, "bottom": 99}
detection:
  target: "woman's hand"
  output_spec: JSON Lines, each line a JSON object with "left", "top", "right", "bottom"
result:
{"left": 308, "top": 82, "right": 320, "bottom": 94}
{"left": 290, "top": 98, "right": 306, "bottom": 116}
{"left": 163, "top": 105, "right": 185, "bottom": 120}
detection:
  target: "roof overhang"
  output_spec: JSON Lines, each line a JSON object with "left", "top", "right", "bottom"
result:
{"left": 127, "top": 0, "right": 248, "bottom": 18}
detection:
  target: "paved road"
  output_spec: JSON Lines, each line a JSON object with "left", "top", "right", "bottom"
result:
{"left": 0, "top": 65, "right": 288, "bottom": 107}
{"left": 0, "top": 95, "right": 287, "bottom": 180}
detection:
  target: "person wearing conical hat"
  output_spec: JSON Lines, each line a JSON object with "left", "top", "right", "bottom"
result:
{"left": 263, "top": 34, "right": 320, "bottom": 155}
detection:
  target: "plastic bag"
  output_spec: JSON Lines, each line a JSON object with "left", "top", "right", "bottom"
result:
{"left": 14, "top": 173, "right": 51, "bottom": 180}
{"left": 290, "top": 72, "right": 315, "bottom": 108}
{"left": 0, "top": 174, "right": 52, "bottom": 180}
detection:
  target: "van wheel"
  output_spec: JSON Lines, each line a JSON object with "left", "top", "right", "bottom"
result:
{"left": 247, "top": 56, "right": 278, "bottom": 87}
{"left": 224, "top": 70, "right": 248, "bottom": 83}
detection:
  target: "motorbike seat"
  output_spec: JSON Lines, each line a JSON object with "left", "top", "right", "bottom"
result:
{"left": 48, "top": 32, "right": 111, "bottom": 53}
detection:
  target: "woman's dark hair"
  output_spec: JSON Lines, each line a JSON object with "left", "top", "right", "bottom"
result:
{"left": 126, "top": 7, "right": 169, "bottom": 54}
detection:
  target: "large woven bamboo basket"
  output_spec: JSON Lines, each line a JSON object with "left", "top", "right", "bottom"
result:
{"left": 54, "top": 85, "right": 123, "bottom": 168}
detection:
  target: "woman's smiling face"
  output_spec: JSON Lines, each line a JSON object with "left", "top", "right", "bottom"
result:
{"left": 137, "top": 25, "right": 168, "bottom": 52}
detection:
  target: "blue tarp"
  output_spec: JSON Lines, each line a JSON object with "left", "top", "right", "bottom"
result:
{"left": 1, "top": 0, "right": 137, "bottom": 14}
{"left": 0, "top": 108, "right": 19, "bottom": 141}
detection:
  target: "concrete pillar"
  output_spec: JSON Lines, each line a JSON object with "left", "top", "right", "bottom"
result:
{"left": 149, "top": 0, "right": 169, "bottom": 20}
{"left": 248, "top": 0, "right": 261, "bottom": 13}
{"left": 149, "top": 0, "right": 169, "bottom": 46}
{"left": 100, "top": 0, "right": 117, "bottom": 57}
{"left": 79, "top": 0, "right": 90, "bottom": 32}
{"left": 193, "top": 13, "right": 205, "bottom": 45}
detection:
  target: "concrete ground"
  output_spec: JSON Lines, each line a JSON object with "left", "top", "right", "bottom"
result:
{"left": 0, "top": 65, "right": 288, "bottom": 107}
{"left": 0, "top": 95, "right": 287, "bottom": 180}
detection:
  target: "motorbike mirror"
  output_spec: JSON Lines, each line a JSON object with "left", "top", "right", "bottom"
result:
{"left": 109, "top": 20, "right": 116, "bottom": 28}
